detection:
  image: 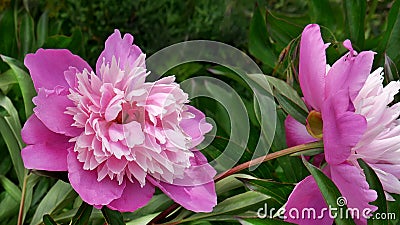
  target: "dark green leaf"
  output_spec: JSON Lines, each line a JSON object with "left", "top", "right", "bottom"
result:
{"left": 239, "top": 178, "right": 294, "bottom": 205}
{"left": 357, "top": 159, "right": 388, "bottom": 225}
{"left": 30, "top": 181, "right": 76, "bottom": 225}
{"left": 0, "top": 69, "right": 17, "bottom": 94}
{"left": 265, "top": 10, "right": 306, "bottom": 51}
{"left": 36, "top": 11, "right": 48, "bottom": 47}
{"left": 42, "top": 215, "right": 57, "bottom": 225}
{"left": 43, "top": 35, "right": 72, "bottom": 49}
{"left": 101, "top": 207, "right": 125, "bottom": 225}
{"left": 383, "top": 54, "right": 399, "bottom": 83}
{"left": 71, "top": 202, "right": 93, "bottom": 225}
{"left": 183, "top": 191, "right": 272, "bottom": 222}
{"left": 249, "top": 5, "right": 277, "bottom": 69}
{"left": 1, "top": 55, "right": 36, "bottom": 118}
{"left": 307, "top": 0, "right": 336, "bottom": 30}
{"left": 19, "top": 12, "right": 35, "bottom": 58}
{"left": 343, "top": 0, "right": 366, "bottom": 48}
{"left": 302, "top": 158, "right": 356, "bottom": 225}
{"left": 0, "top": 175, "right": 21, "bottom": 202}
{"left": 378, "top": 0, "right": 400, "bottom": 65}
{"left": 0, "top": 9, "right": 18, "bottom": 57}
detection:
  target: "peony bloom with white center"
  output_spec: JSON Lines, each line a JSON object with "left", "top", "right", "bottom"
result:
{"left": 350, "top": 68, "right": 400, "bottom": 200}
{"left": 284, "top": 24, "right": 400, "bottom": 225}
{"left": 21, "top": 30, "right": 217, "bottom": 212}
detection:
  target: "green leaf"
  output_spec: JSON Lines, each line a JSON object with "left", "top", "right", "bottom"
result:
{"left": 302, "top": 158, "right": 356, "bottom": 225}
{"left": 378, "top": 0, "right": 400, "bottom": 64}
{"left": 1, "top": 55, "right": 36, "bottom": 118}
{"left": 19, "top": 12, "right": 35, "bottom": 58}
{"left": 249, "top": 5, "right": 277, "bottom": 69}
{"left": 43, "top": 35, "right": 72, "bottom": 49}
{"left": 183, "top": 191, "right": 271, "bottom": 222}
{"left": 101, "top": 207, "right": 125, "bottom": 225}
{"left": 36, "top": 11, "right": 48, "bottom": 47}
{"left": 42, "top": 215, "right": 57, "bottom": 225}
{"left": 265, "top": 10, "right": 306, "bottom": 51}
{"left": 0, "top": 9, "right": 18, "bottom": 57}
{"left": 343, "top": 0, "right": 366, "bottom": 48}
{"left": 239, "top": 178, "right": 294, "bottom": 205}
{"left": 0, "top": 114, "right": 25, "bottom": 187}
{"left": 30, "top": 181, "right": 76, "bottom": 225}
{"left": 0, "top": 175, "right": 21, "bottom": 202}
{"left": 307, "top": 0, "right": 336, "bottom": 30}
{"left": 238, "top": 217, "right": 295, "bottom": 225}
{"left": 357, "top": 159, "right": 388, "bottom": 225}
{"left": 0, "top": 192, "right": 19, "bottom": 220}
{"left": 383, "top": 54, "right": 399, "bottom": 83}
{"left": 253, "top": 75, "right": 308, "bottom": 125}
{"left": 70, "top": 202, "right": 93, "bottom": 225}
{"left": 0, "top": 69, "right": 17, "bottom": 94}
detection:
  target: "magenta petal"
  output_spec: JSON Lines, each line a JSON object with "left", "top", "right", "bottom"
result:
{"left": 180, "top": 106, "right": 212, "bottom": 147}
{"left": 25, "top": 49, "right": 91, "bottom": 91}
{"left": 33, "top": 87, "right": 82, "bottom": 137}
{"left": 284, "top": 175, "right": 332, "bottom": 225}
{"left": 21, "top": 115, "right": 71, "bottom": 171}
{"left": 148, "top": 151, "right": 216, "bottom": 212}
{"left": 330, "top": 163, "right": 378, "bottom": 225}
{"left": 284, "top": 115, "right": 318, "bottom": 147}
{"left": 96, "top": 29, "right": 144, "bottom": 75}
{"left": 299, "top": 24, "right": 327, "bottom": 111}
{"left": 67, "top": 149, "right": 125, "bottom": 206}
{"left": 325, "top": 44, "right": 375, "bottom": 100}
{"left": 322, "top": 91, "right": 367, "bottom": 165}
{"left": 107, "top": 181, "right": 155, "bottom": 212}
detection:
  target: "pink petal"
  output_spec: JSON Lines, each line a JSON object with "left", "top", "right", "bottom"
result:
{"left": 148, "top": 151, "right": 217, "bottom": 212}
{"left": 322, "top": 91, "right": 367, "bottom": 165}
{"left": 284, "top": 115, "right": 318, "bottom": 147}
{"left": 96, "top": 29, "right": 144, "bottom": 75}
{"left": 21, "top": 115, "right": 71, "bottom": 171}
{"left": 24, "top": 49, "right": 91, "bottom": 91}
{"left": 330, "top": 163, "right": 378, "bottom": 225}
{"left": 33, "top": 87, "right": 82, "bottom": 137}
{"left": 325, "top": 41, "right": 375, "bottom": 100}
{"left": 284, "top": 175, "right": 332, "bottom": 225}
{"left": 180, "top": 106, "right": 212, "bottom": 147}
{"left": 67, "top": 149, "right": 126, "bottom": 206}
{"left": 108, "top": 181, "right": 155, "bottom": 212}
{"left": 299, "top": 24, "right": 327, "bottom": 111}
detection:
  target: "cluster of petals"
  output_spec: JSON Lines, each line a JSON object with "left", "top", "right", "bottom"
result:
{"left": 21, "top": 30, "right": 217, "bottom": 212}
{"left": 284, "top": 24, "right": 400, "bottom": 225}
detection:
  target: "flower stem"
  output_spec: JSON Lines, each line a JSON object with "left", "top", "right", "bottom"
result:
{"left": 147, "top": 141, "right": 323, "bottom": 225}
{"left": 214, "top": 141, "right": 323, "bottom": 181}
{"left": 17, "top": 173, "right": 29, "bottom": 225}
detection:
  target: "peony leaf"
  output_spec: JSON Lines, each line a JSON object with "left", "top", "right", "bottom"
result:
{"left": 70, "top": 201, "right": 93, "bottom": 225}
{"left": 42, "top": 215, "right": 57, "bottom": 225}
{"left": 249, "top": 4, "right": 277, "bottom": 70}
{"left": 302, "top": 158, "right": 356, "bottom": 225}
{"left": 238, "top": 177, "right": 294, "bottom": 205}
{"left": 343, "top": 0, "right": 366, "bottom": 48}
{"left": 101, "top": 207, "right": 125, "bottom": 225}
{"left": 357, "top": 159, "right": 388, "bottom": 225}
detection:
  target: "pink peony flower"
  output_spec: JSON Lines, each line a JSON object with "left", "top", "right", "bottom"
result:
{"left": 283, "top": 24, "right": 400, "bottom": 225}
{"left": 21, "top": 30, "right": 217, "bottom": 212}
